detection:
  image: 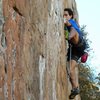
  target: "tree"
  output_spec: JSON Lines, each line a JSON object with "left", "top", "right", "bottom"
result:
{"left": 96, "top": 73, "right": 100, "bottom": 86}
{"left": 79, "top": 63, "right": 99, "bottom": 100}
{"left": 79, "top": 26, "right": 100, "bottom": 100}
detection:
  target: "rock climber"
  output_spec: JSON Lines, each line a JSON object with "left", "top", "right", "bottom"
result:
{"left": 64, "top": 8, "right": 88, "bottom": 99}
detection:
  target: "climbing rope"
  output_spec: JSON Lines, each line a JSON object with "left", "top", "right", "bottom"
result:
{"left": 66, "top": 43, "right": 72, "bottom": 79}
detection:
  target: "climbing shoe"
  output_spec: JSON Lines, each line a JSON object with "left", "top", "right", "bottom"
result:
{"left": 69, "top": 88, "right": 80, "bottom": 99}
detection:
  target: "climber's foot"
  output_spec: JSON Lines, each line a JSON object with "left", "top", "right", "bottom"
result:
{"left": 69, "top": 87, "right": 80, "bottom": 99}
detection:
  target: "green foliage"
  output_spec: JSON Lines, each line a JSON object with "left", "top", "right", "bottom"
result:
{"left": 96, "top": 73, "right": 100, "bottom": 86}
{"left": 79, "top": 26, "right": 100, "bottom": 100}
{"left": 79, "top": 63, "right": 100, "bottom": 100}
{"left": 80, "top": 25, "right": 91, "bottom": 51}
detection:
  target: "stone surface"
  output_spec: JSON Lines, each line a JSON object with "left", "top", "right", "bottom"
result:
{"left": 0, "top": 0, "right": 81, "bottom": 100}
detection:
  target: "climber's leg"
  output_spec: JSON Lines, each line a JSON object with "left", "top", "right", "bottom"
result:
{"left": 69, "top": 59, "right": 80, "bottom": 99}
{"left": 69, "top": 60, "right": 78, "bottom": 88}
{"left": 67, "top": 47, "right": 80, "bottom": 99}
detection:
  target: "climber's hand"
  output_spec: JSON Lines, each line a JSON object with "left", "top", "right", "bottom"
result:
{"left": 64, "top": 18, "right": 71, "bottom": 26}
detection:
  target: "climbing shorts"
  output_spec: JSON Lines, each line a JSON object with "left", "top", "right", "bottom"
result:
{"left": 67, "top": 37, "right": 86, "bottom": 62}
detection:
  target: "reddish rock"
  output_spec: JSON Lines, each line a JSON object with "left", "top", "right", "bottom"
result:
{"left": 0, "top": 0, "right": 81, "bottom": 100}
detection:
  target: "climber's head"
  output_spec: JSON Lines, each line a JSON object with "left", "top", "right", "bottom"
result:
{"left": 64, "top": 8, "right": 73, "bottom": 20}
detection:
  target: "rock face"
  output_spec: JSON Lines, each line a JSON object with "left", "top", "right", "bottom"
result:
{"left": 0, "top": 0, "right": 80, "bottom": 100}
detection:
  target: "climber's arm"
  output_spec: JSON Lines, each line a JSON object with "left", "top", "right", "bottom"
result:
{"left": 69, "top": 27, "right": 77, "bottom": 40}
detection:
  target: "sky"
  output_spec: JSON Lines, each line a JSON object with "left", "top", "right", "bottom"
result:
{"left": 76, "top": 0, "right": 100, "bottom": 75}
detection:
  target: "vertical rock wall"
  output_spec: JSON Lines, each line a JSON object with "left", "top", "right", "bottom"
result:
{"left": 0, "top": 0, "right": 80, "bottom": 100}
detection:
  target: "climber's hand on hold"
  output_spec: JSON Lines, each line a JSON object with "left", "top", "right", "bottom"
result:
{"left": 64, "top": 18, "right": 71, "bottom": 26}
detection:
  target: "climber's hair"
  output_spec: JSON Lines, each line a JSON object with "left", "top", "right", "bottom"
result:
{"left": 64, "top": 8, "right": 74, "bottom": 19}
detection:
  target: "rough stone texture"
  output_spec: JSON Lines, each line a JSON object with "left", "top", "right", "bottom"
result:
{"left": 0, "top": 0, "right": 80, "bottom": 100}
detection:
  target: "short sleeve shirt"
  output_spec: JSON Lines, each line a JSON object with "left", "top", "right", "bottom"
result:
{"left": 68, "top": 19, "right": 83, "bottom": 38}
